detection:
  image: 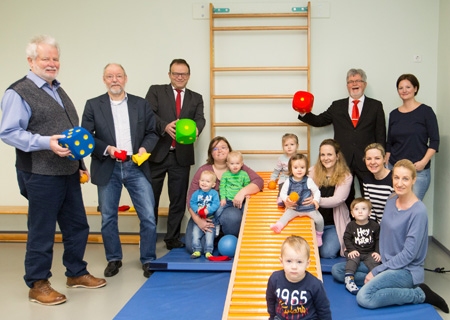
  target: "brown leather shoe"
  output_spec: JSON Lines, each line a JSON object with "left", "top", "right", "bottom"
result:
{"left": 29, "top": 280, "right": 67, "bottom": 306}
{"left": 66, "top": 274, "right": 107, "bottom": 289}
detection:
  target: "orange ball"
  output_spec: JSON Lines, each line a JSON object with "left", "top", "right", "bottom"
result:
{"left": 288, "top": 191, "right": 299, "bottom": 202}
{"left": 80, "top": 173, "right": 89, "bottom": 184}
{"left": 268, "top": 181, "right": 277, "bottom": 190}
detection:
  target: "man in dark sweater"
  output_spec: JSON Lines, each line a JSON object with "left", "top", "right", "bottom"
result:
{"left": 0, "top": 35, "right": 106, "bottom": 306}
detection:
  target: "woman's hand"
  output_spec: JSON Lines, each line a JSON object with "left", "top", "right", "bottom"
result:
{"left": 313, "top": 200, "right": 319, "bottom": 210}
{"left": 197, "top": 217, "right": 215, "bottom": 233}
{"left": 414, "top": 160, "right": 426, "bottom": 172}
{"left": 364, "top": 271, "right": 374, "bottom": 284}
{"left": 190, "top": 208, "right": 215, "bottom": 233}
{"left": 302, "top": 195, "right": 314, "bottom": 206}
{"left": 284, "top": 198, "right": 296, "bottom": 209}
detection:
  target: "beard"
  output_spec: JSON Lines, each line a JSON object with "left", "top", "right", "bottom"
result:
{"left": 34, "top": 65, "right": 59, "bottom": 83}
{"left": 109, "top": 85, "right": 124, "bottom": 95}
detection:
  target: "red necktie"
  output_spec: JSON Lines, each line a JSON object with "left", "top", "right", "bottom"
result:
{"left": 351, "top": 99, "right": 360, "bottom": 127}
{"left": 171, "top": 89, "right": 182, "bottom": 148}
{"left": 175, "top": 89, "right": 182, "bottom": 118}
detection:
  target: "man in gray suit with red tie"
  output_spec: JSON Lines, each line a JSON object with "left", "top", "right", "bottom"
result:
{"left": 298, "top": 68, "right": 386, "bottom": 205}
{"left": 145, "top": 59, "right": 206, "bottom": 250}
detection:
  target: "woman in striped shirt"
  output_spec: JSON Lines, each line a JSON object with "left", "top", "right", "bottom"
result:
{"left": 362, "top": 143, "right": 394, "bottom": 223}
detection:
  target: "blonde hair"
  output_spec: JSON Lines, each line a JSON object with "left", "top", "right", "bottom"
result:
{"left": 312, "top": 139, "right": 350, "bottom": 187}
{"left": 364, "top": 143, "right": 386, "bottom": 159}
{"left": 227, "top": 151, "right": 243, "bottom": 163}
{"left": 200, "top": 170, "right": 217, "bottom": 183}
{"left": 282, "top": 133, "right": 299, "bottom": 146}
{"left": 281, "top": 235, "right": 310, "bottom": 259}
{"left": 350, "top": 197, "right": 372, "bottom": 211}
{"left": 393, "top": 159, "right": 417, "bottom": 180}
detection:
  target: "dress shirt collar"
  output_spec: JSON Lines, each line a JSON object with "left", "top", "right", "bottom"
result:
{"left": 109, "top": 93, "right": 128, "bottom": 106}
{"left": 27, "top": 70, "right": 60, "bottom": 90}
{"left": 349, "top": 95, "right": 366, "bottom": 105}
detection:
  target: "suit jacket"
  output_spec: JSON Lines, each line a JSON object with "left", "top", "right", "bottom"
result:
{"left": 81, "top": 93, "right": 159, "bottom": 186}
{"left": 299, "top": 96, "right": 386, "bottom": 172}
{"left": 145, "top": 84, "right": 205, "bottom": 166}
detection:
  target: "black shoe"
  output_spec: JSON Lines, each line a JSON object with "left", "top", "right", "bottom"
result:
{"left": 104, "top": 261, "right": 122, "bottom": 277}
{"left": 142, "top": 263, "right": 154, "bottom": 278}
{"left": 165, "top": 239, "right": 185, "bottom": 250}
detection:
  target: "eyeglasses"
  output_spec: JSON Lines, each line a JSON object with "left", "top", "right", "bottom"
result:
{"left": 105, "top": 74, "right": 125, "bottom": 81}
{"left": 212, "top": 146, "right": 229, "bottom": 152}
{"left": 171, "top": 72, "right": 190, "bottom": 78}
{"left": 347, "top": 80, "right": 365, "bottom": 85}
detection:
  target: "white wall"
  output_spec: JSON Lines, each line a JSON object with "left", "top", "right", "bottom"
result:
{"left": 0, "top": 0, "right": 445, "bottom": 242}
{"left": 433, "top": 0, "right": 450, "bottom": 249}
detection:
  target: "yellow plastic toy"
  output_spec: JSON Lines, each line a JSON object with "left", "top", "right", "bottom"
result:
{"left": 132, "top": 152, "right": 151, "bottom": 166}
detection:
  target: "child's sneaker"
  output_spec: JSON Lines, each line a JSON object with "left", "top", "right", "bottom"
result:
{"left": 315, "top": 231, "right": 323, "bottom": 247}
{"left": 190, "top": 251, "right": 201, "bottom": 259}
{"left": 345, "top": 275, "right": 359, "bottom": 294}
{"left": 205, "top": 252, "right": 213, "bottom": 259}
{"left": 277, "top": 197, "right": 285, "bottom": 208}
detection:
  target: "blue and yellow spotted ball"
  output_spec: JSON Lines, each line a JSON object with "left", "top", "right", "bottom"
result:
{"left": 58, "top": 127, "right": 95, "bottom": 160}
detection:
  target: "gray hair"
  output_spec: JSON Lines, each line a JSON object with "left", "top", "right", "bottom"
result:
{"left": 26, "top": 35, "right": 60, "bottom": 60}
{"left": 103, "top": 63, "right": 127, "bottom": 76}
{"left": 346, "top": 68, "right": 367, "bottom": 82}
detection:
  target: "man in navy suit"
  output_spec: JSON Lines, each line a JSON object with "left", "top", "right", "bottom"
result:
{"left": 298, "top": 69, "right": 386, "bottom": 204}
{"left": 81, "top": 63, "right": 159, "bottom": 278}
{"left": 145, "top": 59, "right": 205, "bottom": 250}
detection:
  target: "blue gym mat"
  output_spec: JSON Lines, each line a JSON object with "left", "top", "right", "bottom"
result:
{"left": 114, "top": 271, "right": 230, "bottom": 320}
{"left": 321, "top": 256, "right": 346, "bottom": 273}
{"left": 114, "top": 272, "right": 441, "bottom": 319}
{"left": 148, "top": 247, "right": 233, "bottom": 271}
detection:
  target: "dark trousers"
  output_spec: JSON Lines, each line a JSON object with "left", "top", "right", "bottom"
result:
{"left": 17, "top": 170, "right": 89, "bottom": 288}
{"left": 346, "top": 155, "right": 367, "bottom": 210}
{"left": 150, "top": 152, "right": 190, "bottom": 242}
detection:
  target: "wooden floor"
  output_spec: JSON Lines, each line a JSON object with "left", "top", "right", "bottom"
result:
{"left": 222, "top": 172, "right": 321, "bottom": 320}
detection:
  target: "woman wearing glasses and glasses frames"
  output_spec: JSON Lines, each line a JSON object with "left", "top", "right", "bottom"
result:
{"left": 184, "top": 136, "right": 264, "bottom": 253}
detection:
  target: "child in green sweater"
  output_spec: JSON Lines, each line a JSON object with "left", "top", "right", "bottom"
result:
{"left": 217, "top": 151, "right": 250, "bottom": 224}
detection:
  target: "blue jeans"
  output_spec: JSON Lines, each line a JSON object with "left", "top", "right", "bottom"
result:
{"left": 17, "top": 170, "right": 89, "bottom": 288}
{"left": 191, "top": 217, "right": 216, "bottom": 253}
{"left": 388, "top": 163, "right": 430, "bottom": 200}
{"left": 356, "top": 269, "right": 425, "bottom": 309}
{"left": 218, "top": 203, "right": 245, "bottom": 237}
{"left": 98, "top": 161, "right": 156, "bottom": 264}
{"left": 331, "top": 261, "right": 369, "bottom": 286}
{"left": 184, "top": 203, "right": 245, "bottom": 254}
{"left": 319, "top": 225, "right": 340, "bottom": 259}
{"left": 185, "top": 218, "right": 214, "bottom": 254}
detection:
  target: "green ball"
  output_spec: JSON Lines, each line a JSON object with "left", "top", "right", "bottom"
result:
{"left": 176, "top": 119, "right": 197, "bottom": 145}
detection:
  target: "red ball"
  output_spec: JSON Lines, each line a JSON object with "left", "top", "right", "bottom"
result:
{"left": 292, "top": 91, "right": 314, "bottom": 113}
